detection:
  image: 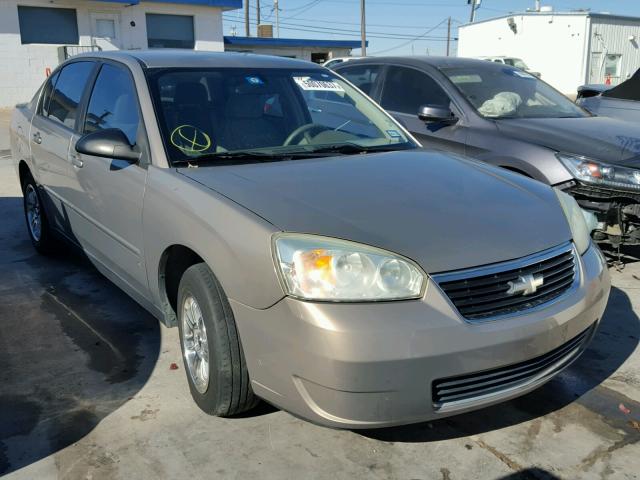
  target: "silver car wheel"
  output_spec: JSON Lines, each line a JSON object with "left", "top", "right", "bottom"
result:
{"left": 25, "top": 184, "right": 42, "bottom": 242}
{"left": 181, "top": 295, "right": 210, "bottom": 394}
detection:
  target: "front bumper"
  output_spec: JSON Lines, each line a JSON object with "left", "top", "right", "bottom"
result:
{"left": 231, "top": 244, "right": 610, "bottom": 429}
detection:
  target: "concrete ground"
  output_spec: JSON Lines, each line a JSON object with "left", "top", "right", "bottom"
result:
{"left": 0, "top": 116, "right": 639, "bottom": 479}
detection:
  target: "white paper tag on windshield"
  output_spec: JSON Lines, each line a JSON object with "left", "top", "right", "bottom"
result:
{"left": 294, "top": 76, "right": 345, "bottom": 92}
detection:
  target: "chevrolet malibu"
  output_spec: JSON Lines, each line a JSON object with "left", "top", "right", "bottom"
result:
{"left": 11, "top": 51, "right": 610, "bottom": 428}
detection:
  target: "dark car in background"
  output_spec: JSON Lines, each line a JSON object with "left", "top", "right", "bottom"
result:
{"left": 334, "top": 57, "right": 640, "bottom": 245}
{"left": 577, "top": 69, "right": 640, "bottom": 124}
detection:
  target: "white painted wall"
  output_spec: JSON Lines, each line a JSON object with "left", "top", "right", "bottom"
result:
{"left": 0, "top": 0, "right": 226, "bottom": 108}
{"left": 458, "top": 14, "right": 590, "bottom": 95}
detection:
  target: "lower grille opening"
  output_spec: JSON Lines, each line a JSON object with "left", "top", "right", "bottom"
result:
{"left": 432, "top": 325, "right": 595, "bottom": 409}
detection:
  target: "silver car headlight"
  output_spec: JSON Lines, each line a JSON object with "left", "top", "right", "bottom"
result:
{"left": 554, "top": 188, "right": 592, "bottom": 255}
{"left": 557, "top": 153, "right": 640, "bottom": 191}
{"left": 273, "top": 234, "right": 426, "bottom": 301}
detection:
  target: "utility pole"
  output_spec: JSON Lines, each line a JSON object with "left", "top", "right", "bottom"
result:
{"left": 274, "top": 0, "right": 280, "bottom": 37}
{"left": 256, "top": 0, "right": 261, "bottom": 26}
{"left": 245, "top": 0, "right": 250, "bottom": 36}
{"left": 446, "top": 16, "right": 451, "bottom": 56}
{"left": 468, "top": 0, "right": 479, "bottom": 23}
{"left": 360, "top": 0, "right": 367, "bottom": 56}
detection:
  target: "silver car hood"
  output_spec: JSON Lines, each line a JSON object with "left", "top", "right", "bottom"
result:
{"left": 179, "top": 150, "right": 571, "bottom": 273}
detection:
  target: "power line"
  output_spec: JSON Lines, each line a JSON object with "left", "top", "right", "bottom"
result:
{"left": 370, "top": 17, "right": 450, "bottom": 54}
{"left": 223, "top": 16, "right": 453, "bottom": 40}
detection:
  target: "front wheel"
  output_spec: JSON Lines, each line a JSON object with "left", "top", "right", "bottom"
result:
{"left": 177, "top": 263, "right": 258, "bottom": 416}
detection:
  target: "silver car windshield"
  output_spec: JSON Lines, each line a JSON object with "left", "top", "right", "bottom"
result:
{"left": 441, "top": 66, "right": 588, "bottom": 120}
{"left": 146, "top": 68, "right": 416, "bottom": 164}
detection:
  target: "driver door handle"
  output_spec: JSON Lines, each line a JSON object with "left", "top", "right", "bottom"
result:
{"left": 70, "top": 153, "right": 84, "bottom": 168}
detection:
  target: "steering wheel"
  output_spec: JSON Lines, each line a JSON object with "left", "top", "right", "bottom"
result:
{"left": 283, "top": 123, "right": 330, "bottom": 146}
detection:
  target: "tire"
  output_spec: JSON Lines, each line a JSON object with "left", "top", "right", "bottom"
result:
{"left": 177, "top": 263, "right": 258, "bottom": 416}
{"left": 21, "top": 173, "right": 56, "bottom": 254}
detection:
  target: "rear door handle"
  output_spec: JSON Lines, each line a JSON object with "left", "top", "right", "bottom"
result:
{"left": 70, "top": 153, "right": 84, "bottom": 168}
{"left": 32, "top": 132, "right": 42, "bottom": 144}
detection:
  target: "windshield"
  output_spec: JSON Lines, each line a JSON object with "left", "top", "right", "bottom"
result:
{"left": 146, "top": 67, "right": 415, "bottom": 165}
{"left": 441, "top": 65, "right": 588, "bottom": 119}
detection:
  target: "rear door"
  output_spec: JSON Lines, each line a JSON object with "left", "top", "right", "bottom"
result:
{"left": 378, "top": 65, "right": 467, "bottom": 154}
{"left": 66, "top": 61, "right": 149, "bottom": 296}
{"left": 29, "top": 61, "right": 97, "bottom": 233}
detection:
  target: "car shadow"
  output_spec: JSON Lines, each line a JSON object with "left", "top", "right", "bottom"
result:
{"left": 358, "top": 285, "right": 639, "bottom": 443}
{"left": 0, "top": 196, "right": 161, "bottom": 475}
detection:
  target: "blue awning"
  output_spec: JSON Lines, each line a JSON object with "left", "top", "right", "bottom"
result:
{"left": 224, "top": 36, "right": 366, "bottom": 49}
{"left": 96, "top": 0, "right": 242, "bottom": 8}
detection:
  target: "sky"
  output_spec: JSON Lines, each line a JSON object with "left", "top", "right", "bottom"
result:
{"left": 222, "top": 0, "right": 640, "bottom": 56}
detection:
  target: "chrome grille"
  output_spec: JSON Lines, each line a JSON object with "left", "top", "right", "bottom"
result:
{"left": 433, "top": 242, "right": 577, "bottom": 321}
{"left": 432, "top": 325, "right": 594, "bottom": 410}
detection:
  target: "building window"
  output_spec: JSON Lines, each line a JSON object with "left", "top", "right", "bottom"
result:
{"left": 146, "top": 14, "right": 195, "bottom": 49}
{"left": 96, "top": 19, "right": 116, "bottom": 39}
{"left": 17, "top": 6, "right": 79, "bottom": 45}
{"left": 605, "top": 54, "right": 622, "bottom": 78}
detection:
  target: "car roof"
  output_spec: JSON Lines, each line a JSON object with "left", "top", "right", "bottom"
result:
{"left": 334, "top": 55, "right": 497, "bottom": 70}
{"left": 73, "top": 49, "right": 323, "bottom": 70}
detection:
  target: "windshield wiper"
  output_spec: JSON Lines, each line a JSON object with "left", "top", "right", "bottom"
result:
{"left": 171, "top": 150, "right": 311, "bottom": 166}
{"left": 296, "top": 142, "right": 412, "bottom": 155}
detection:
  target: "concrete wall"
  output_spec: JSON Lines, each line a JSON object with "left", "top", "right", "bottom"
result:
{"left": 589, "top": 17, "right": 640, "bottom": 85}
{"left": 458, "top": 14, "right": 590, "bottom": 95}
{"left": 224, "top": 45, "right": 352, "bottom": 62}
{"left": 0, "top": 0, "right": 225, "bottom": 108}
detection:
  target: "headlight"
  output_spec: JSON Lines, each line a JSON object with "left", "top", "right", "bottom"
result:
{"left": 557, "top": 153, "right": 640, "bottom": 191}
{"left": 273, "top": 234, "right": 426, "bottom": 301}
{"left": 554, "top": 188, "right": 592, "bottom": 255}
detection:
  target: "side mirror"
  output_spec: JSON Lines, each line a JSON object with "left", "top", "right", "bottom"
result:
{"left": 418, "top": 104, "right": 457, "bottom": 124}
{"left": 75, "top": 128, "right": 141, "bottom": 163}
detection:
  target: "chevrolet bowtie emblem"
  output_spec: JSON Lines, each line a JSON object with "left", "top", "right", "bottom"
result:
{"left": 507, "top": 273, "right": 544, "bottom": 296}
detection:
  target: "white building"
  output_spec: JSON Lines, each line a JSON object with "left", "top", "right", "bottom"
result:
{"left": 0, "top": 0, "right": 241, "bottom": 108}
{"left": 458, "top": 10, "right": 640, "bottom": 95}
{"left": 224, "top": 36, "right": 363, "bottom": 64}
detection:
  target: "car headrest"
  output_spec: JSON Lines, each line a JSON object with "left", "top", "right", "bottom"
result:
{"left": 175, "top": 82, "right": 208, "bottom": 106}
{"left": 225, "top": 94, "right": 266, "bottom": 119}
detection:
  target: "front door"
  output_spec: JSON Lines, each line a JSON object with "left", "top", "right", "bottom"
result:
{"left": 89, "top": 12, "right": 122, "bottom": 51}
{"left": 379, "top": 65, "right": 467, "bottom": 154}
{"left": 67, "top": 62, "right": 149, "bottom": 296}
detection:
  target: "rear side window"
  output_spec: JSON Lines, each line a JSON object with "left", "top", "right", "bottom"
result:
{"left": 381, "top": 66, "right": 451, "bottom": 115}
{"left": 47, "top": 62, "right": 94, "bottom": 129}
{"left": 84, "top": 64, "right": 140, "bottom": 145}
{"left": 39, "top": 71, "right": 60, "bottom": 117}
{"left": 339, "top": 65, "right": 380, "bottom": 95}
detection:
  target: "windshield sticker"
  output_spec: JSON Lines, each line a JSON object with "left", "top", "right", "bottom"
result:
{"left": 386, "top": 130, "right": 402, "bottom": 138}
{"left": 245, "top": 75, "right": 265, "bottom": 86}
{"left": 450, "top": 74, "right": 482, "bottom": 84}
{"left": 505, "top": 68, "right": 535, "bottom": 79}
{"left": 170, "top": 125, "right": 212, "bottom": 155}
{"left": 293, "top": 76, "right": 345, "bottom": 92}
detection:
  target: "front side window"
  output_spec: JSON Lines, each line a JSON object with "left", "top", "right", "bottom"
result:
{"left": 146, "top": 68, "right": 415, "bottom": 165}
{"left": 146, "top": 14, "right": 194, "bottom": 49}
{"left": 47, "top": 62, "right": 95, "bottom": 129}
{"left": 381, "top": 66, "right": 451, "bottom": 114}
{"left": 338, "top": 65, "right": 380, "bottom": 95}
{"left": 442, "top": 65, "right": 588, "bottom": 119}
{"left": 18, "top": 6, "right": 79, "bottom": 45}
{"left": 84, "top": 64, "right": 140, "bottom": 145}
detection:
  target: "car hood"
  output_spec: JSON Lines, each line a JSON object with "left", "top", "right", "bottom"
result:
{"left": 179, "top": 151, "right": 571, "bottom": 273}
{"left": 495, "top": 116, "right": 640, "bottom": 167}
